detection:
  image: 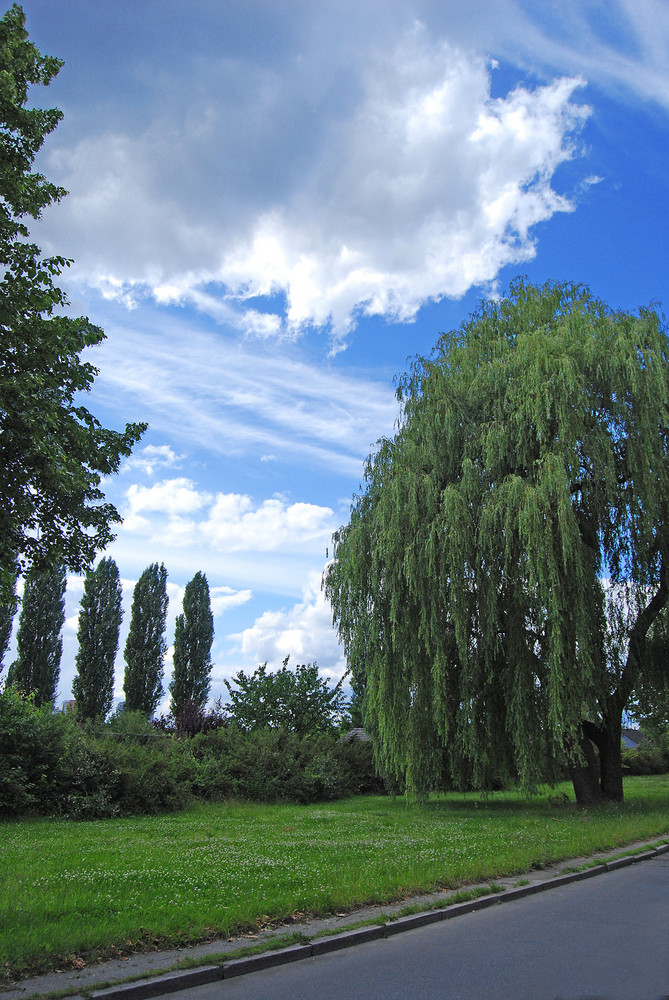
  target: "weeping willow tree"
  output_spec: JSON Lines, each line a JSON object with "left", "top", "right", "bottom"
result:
{"left": 326, "top": 279, "right": 669, "bottom": 803}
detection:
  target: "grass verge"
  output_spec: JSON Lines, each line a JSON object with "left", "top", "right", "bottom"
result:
{"left": 3, "top": 775, "right": 668, "bottom": 981}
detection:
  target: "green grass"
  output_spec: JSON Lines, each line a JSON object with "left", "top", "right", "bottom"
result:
{"left": 3, "top": 775, "right": 669, "bottom": 980}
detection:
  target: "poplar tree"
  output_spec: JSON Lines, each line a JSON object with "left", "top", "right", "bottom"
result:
{"left": 9, "top": 563, "right": 66, "bottom": 705}
{"left": 0, "top": 563, "right": 18, "bottom": 672}
{"left": 169, "top": 572, "right": 213, "bottom": 717}
{"left": 123, "top": 562, "right": 169, "bottom": 716}
{"left": 72, "top": 557, "right": 123, "bottom": 720}
{"left": 326, "top": 279, "right": 669, "bottom": 804}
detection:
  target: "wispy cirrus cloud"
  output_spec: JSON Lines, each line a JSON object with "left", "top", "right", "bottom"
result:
{"left": 87, "top": 308, "right": 400, "bottom": 477}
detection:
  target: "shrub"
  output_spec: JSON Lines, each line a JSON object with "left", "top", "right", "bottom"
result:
{"left": 0, "top": 687, "right": 70, "bottom": 816}
{"left": 0, "top": 689, "right": 387, "bottom": 818}
{"left": 622, "top": 742, "right": 669, "bottom": 775}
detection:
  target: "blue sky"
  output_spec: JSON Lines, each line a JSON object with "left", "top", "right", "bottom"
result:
{"left": 8, "top": 0, "right": 669, "bottom": 711}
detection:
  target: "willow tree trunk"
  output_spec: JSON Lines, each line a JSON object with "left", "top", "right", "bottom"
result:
{"left": 598, "top": 719, "right": 624, "bottom": 803}
{"left": 568, "top": 731, "right": 601, "bottom": 806}
{"left": 580, "top": 716, "right": 624, "bottom": 804}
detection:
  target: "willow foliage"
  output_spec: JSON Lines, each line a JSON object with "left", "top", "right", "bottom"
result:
{"left": 326, "top": 279, "right": 669, "bottom": 799}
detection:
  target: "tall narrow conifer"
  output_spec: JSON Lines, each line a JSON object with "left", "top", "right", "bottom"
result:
{"left": 169, "top": 571, "right": 213, "bottom": 717}
{"left": 9, "top": 563, "right": 66, "bottom": 705}
{"left": 0, "top": 561, "right": 18, "bottom": 673}
{"left": 123, "top": 563, "right": 169, "bottom": 716}
{"left": 73, "top": 557, "right": 123, "bottom": 720}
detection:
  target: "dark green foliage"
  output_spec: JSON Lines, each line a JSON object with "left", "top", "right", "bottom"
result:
{"left": 621, "top": 740, "right": 669, "bottom": 776}
{"left": 0, "top": 688, "right": 190, "bottom": 818}
{"left": 0, "top": 687, "right": 383, "bottom": 818}
{"left": 169, "top": 572, "right": 213, "bottom": 717}
{"left": 0, "top": 561, "right": 18, "bottom": 671}
{"left": 123, "top": 563, "right": 168, "bottom": 716}
{"left": 224, "top": 658, "right": 347, "bottom": 736}
{"left": 629, "top": 607, "right": 669, "bottom": 743}
{"left": 72, "top": 557, "right": 123, "bottom": 721}
{"left": 0, "top": 5, "right": 146, "bottom": 605}
{"left": 326, "top": 279, "right": 669, "bottom": 803}
{"left": 187, "top": 726, "right": 384, "bottom": 804}
{"left": 0, "top": 686, "right": 67, "bottom": 815}
{"left": 152, "top": 698, "right": 228, "bottom": 737}
{"left": 9, "top": 563, "right": 65, "bottom": 705}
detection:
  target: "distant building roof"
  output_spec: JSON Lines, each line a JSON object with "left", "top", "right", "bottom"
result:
{"left": 341, "top": 727, "right": 370, "bottom": 742}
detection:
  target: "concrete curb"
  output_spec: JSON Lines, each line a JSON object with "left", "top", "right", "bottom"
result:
{"left": 84, "top": 843, "right": 667, "bottom": 999}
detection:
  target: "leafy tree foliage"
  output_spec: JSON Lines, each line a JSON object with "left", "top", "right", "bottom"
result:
{"left": 123, "top": 562, "right": 169, "bottom": 716}
{"left": 224, "top": 657, "right": 348, "bottom": 736}
{"left": 326, "top": 279, "right": 669, "bottom": 803}
{"left": 0, "top": 560, "right": 18, "bottom": 672}
{"left": 8, "top": 563, "right": 66, "bottom": 705}
{"left": 628, "top": 607, "right": 669, "bottom": 743}
{"left": 72, "top": 557, "right": 123, "bottom": 720}
{"left": 169, "top": 572, "right": 213, "bottom": 717}
{"left": 0, "top": 5, "right": 146, "bottom": 605}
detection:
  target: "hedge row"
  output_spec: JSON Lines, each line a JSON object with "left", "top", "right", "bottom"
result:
{"left": 0, "top": 689, "right": 384, "bottom": 819}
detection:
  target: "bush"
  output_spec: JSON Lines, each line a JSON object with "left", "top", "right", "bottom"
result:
{"left": 188, "top": 727, "right": 385, "bottom": 804}
{"left": 622, "top": 741, "right": 669, "bottom": 776}
{"left": 0, "top": 690, "right": 387, "bottom": 818}
{"left": 0, "top": 687, "right": 84, "bottom": 816}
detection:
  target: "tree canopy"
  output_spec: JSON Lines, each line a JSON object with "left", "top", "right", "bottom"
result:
{"left": 326, "top": 279, "right": 669, "bottom": 803}
{"left": 169, "top": 572, "right": 213, "bottom": 717}
{"left": 224, "top": 658, "right": 347, "bottom": 737}
{"left": 0, "top": 5, "right": 146, "bottom": 604}
{"left": 72, "top": 557, "right": 123, "bottom": 720}
{"left": 123, "top": 562, "right": 169, "bottom": 716}
{"left": 8, "top": 563, "right": 66, "bottom": 706}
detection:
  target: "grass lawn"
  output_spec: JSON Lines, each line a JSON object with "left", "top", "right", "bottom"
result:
{"left": 3, "top": 775, "right": 669, "bottom": 979}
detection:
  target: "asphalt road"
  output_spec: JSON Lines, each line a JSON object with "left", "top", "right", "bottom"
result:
{"left": 154, "top": 854, "right": 669, "bottom": 1000}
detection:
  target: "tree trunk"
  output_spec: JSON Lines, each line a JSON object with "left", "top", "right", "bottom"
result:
{"left": 581, "top": 715, "right": 624, "bottom": 803}
{"left": 567, "top": 732, "right": 601, "bottom": 805}
{"left": 598, "top": 718, "right": 624, "bottom": 802}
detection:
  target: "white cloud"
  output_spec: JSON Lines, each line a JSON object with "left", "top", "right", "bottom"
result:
{"left": 218, "top": 45, "right": 587, "bottom": 348}
{"left": 119, "top": 480, "right": 335, "bottom": 556}
{"left": 123, "top": 444, "right": 183, "bottom": 477}
{"left": 231, "top": 569, "right": 347, "bottom": 680}
{"left": 87, "top": 312, "right": 399, "bottom": 477}
{"left": 210, "top": 586, "right": 253, "bottom": 615}
{"left": 204, "top": 495, "right": 335, "bottom": 552}
{"left": 122, "top": 478, "right": 211, "bottom": 534}
{"left": 37, "top": 19, "right": 590, "bottom": 349}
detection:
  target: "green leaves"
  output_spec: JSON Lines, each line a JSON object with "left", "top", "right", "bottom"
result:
{"left": 327, "top": 279, "right": 669, "bottom": 800}
{"left": 124, "top": 563, "right": 169, "bottom": 716}
{"left": 0, "top": 5, "right": 146, "bottom": 602}
{"left": 73, "top": 558, "right": 123, "bottom": 721}
{"left": 9, "top": 563, "right": 66, "bottom": 706}
{"left": 169, "top": 572, "right": 214, "bottom": 717}
{"left": 224, "top": 658, "right": 347, "bottom": 737}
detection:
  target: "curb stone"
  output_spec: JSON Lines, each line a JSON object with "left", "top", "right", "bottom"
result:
{"left": 89, "top": 844, "right": 669, "bottom": 996}
{"left": 5, "top": 839, "right": 668, "bottom": 1000}
{"left": 90, "top": 966, "right": 221, "bottom": 1000}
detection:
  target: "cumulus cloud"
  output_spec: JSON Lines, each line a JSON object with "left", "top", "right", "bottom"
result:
{"left": 120, "top": 480, "right": 335, "bottom": 555}
{"left": 123, "top": 478, "right": 211, "bottom": 534}
{"left": 37, "top": 14, "right": 591, "bottom": 349}
{"left": 231, "top": 569, "right": 347, "bottom": 680}
{"left": 204, "top": 495, "right": 335, "bottom": 552}
{"left": 210, "top": 586, "right": 253, "bottom": 615}
{"left": 220, "top": 46, "right": 587, "bottom": 347}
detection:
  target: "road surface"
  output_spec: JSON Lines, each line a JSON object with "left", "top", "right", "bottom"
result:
{"left": 151, "top": 853, "right": 669, "bottom": 999}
